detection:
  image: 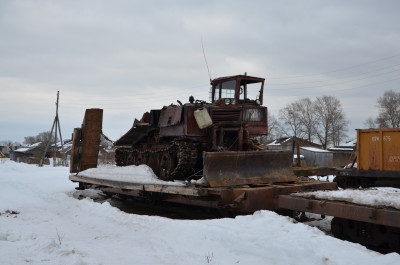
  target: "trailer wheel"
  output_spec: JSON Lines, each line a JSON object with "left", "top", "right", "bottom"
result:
{"left": 331, "top": 218, "right": 347, "bottom": 240}
{"left": 334, "top": 176, "right": 360, "bottom": 189}
{"left": 360, "top": 178, "right": 372, "bottom": 188}
{"left": 388, "top": 233, "right": 400, "bottom": 252}
{"left": 333, "top": 176, "right": 347, "bottom": 189}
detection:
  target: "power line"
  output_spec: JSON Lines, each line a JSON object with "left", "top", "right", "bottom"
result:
{"left": 269, "top": 53, "right": 400, "bottom": 79}
{"left": 269, "top": 62, "right": 400, "bottom": 86}
{"left": 267, "top": 75, "right": 400, "bottom": 97}
{"left": 268, "top": 66, "right": 400, "bottom": 91}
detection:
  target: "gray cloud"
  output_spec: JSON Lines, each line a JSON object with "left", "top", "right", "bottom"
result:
{"left": 1, "top": 0, "right": 400, "bottom": 143}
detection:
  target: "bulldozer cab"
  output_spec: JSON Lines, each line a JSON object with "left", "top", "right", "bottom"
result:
{"left": 210, "top": 75, "right": 264, "bottom": 106}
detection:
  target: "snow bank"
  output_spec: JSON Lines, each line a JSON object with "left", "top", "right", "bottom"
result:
{"left": 1, "top": 158, "right": 399, "bottom": 265}
{"left": 294, "top": 187, "right": 400, "bottom": 210}
{"left": 78, "top": 164, "right": 185, "bottom": 186}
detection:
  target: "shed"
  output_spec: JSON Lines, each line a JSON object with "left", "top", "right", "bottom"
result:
{"left": 328, "top": 139, "right": 356, "bottom": 167}
{"left": 300, "top": 146, "right": 333, "bottom": 167}
{"left": 10, "top": 142, "right": 49, "bottom": 164}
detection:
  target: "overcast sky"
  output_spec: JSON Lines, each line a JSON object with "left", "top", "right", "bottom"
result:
{"left": 1, "top": 0, "right": 400, "bottom": 144}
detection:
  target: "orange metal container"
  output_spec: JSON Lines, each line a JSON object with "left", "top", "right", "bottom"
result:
{"left": 357, "top": 128, "right": 400, "bottom": 171}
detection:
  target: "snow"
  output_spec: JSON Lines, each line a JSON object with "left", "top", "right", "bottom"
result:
{"left": 310, "top": 175, "right": 336, "bottom": 182}
{"left": 14, "top": 142, "right": 43, "bottom": 153}
{"left": 190, "top": 176, "right": 207, "bottom": 185}
{"left": 294, "top": 187, "right": 400, "bottom": 210}
{"left": 329, "top": 147, "right": 354, "bottom": 151}
{"left": 267, "top": 139, "right": 281, "bottom": 146}
{"left": 301, "top": 146, "right": 331, "bottom": 153}
{"left": 78, "top": 165, "right": 186, "bottom": 186}
{"left": 1, "top": 158, "right": 399, "bottom": 264}
{"left": 266, "top": 137, "right": 291, "bottom": 146}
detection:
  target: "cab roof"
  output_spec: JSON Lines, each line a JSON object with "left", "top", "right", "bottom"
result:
{"left": 211, "top": 75, "right": 265, "bottom": 85}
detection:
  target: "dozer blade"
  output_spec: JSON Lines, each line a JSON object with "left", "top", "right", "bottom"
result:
{"left": 203, "top": 150, "right": 297, "bottom": 187}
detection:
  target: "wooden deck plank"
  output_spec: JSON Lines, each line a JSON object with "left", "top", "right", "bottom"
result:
{"left": 69, "top": 174, "right": 208, "bottom": 196}
{"left": 279, "top": 194, "right": 400, "bottom": 228}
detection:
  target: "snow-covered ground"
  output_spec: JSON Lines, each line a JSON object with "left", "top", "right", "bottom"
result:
{"left": 294, "top": 188, "right": 400, "bottom": 210}
{"left": 1, "top": 158, "right": 400, "bottom": 265}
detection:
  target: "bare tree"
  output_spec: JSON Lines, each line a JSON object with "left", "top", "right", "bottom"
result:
{"left": 23, "top": 131, "right": 54, "bottom": 145}
{"left": 0, "top": 140, "right": 21, "bottom": 155}
{"left": 36, "top": 131, "right": 53, "bottom": 142}
{"left": 376, "top": 90, "right": 400, "bottom": 128}
{"left": 330, "top": 113, "right": 349, "bottom": 147}
{"left": 294, "top": 98, "right": 318, "bottom": 142}
{"left": 265, "top": 112, "right": 281, "bottom": 140}
{"left": 364, "top": 117, "right": 377, "bottom": 129}
{"left": 0, "top": 140, "right": 13, "bottom": 146}
{"left": 279, "top": 102, "right": 303, "bottom": 138}
{"left": 23, "top": 136, "right": 36, "bottom": 145}
{"left": 314, "top": 95, "right": 348, "bottom": 149}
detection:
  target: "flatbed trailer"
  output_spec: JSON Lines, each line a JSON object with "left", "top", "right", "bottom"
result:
{"left": 293, "top": 166, "right": 400, "bottom": 188}
{"left": 279, "top": 194, "right": 400, "bottom": 252}
{"left": 69, "top": 173, "right": 337, "bottom": 214}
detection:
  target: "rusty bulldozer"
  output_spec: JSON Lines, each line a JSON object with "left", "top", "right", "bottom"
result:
{"left": 70, "top": 74, "right": 297, "bottom": 187}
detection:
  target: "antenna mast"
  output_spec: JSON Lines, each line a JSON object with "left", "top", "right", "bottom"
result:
{"left": 39, "top": 91, "right": 66, "bottom": 167}
{"left": 201, "top": 38, "right": 212, "bottom": 82}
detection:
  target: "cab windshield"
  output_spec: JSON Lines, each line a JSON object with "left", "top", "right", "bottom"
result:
{"left": 213, "top": 80, "right": 236, "bottom": 102}
{"left": 239, "top": 80, "right": 262, "bottom": 102}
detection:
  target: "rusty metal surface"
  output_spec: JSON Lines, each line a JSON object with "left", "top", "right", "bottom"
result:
{"left": 203, "top": 150, "right": 298, "bottom": 187}
{"left": 114, "top": 126, "right": 158, "bottom": 146}
{"left": 79, "top": 108, "right": 103, "bottom": 172}
{"left": 357, "top": 128, "right": 400, "bottom": 172}
{"left": 185, "top": 105, "right": 209, "bottom": 137}
{"left": 167, "top": 180, "right": 336, "bottom": 213}
{"left": 279, "top": 195, "right": 400, "bottom": 228}
{"left": 159, "top": 105, "right": 183, "bottom": 127}
{"left": 208, "top": 179, "right": 337, "bottom": 213}
{"left": 69, "top": 128, "right": 82, "bottom": 173}
{"left": 211, "top": 108, "right": 241, "bottom": 122}
{"left": 337, "top": 168, "right": 400, "bottom": 179}
{"left": 292, "top": 167, "right": 338, "bottom": 177}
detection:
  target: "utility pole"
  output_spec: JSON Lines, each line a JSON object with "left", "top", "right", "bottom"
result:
{"left": 39, "top": 91, "right": 66, "bottom": 167}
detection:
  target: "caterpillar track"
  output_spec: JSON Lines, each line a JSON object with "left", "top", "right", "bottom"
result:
{"left": 115, "top": 141, "right": 200, "bottom": 181}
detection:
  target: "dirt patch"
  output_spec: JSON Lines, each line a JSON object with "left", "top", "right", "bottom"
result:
{"left": 0, "top": 210, "right": 20, "bottom": 218}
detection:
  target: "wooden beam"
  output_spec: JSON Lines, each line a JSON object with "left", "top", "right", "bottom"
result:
{"left": 69, "top": 174, "right": 208, "bottom": 196}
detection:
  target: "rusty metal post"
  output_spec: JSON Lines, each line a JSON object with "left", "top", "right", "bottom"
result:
{"left": 219, "top": 127, "right": 224, "bottom": 147}
{"left": 70, "top": 128, "right": 82, "bottom": 173}
{"left": 212, "top": 125, "right": 218, "bottom": 151}
{"left": 238, "top": 125, "right": 244, "bottom": 151}
{"left": 71, "top": 109, "right": 103, "bottom": 173}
